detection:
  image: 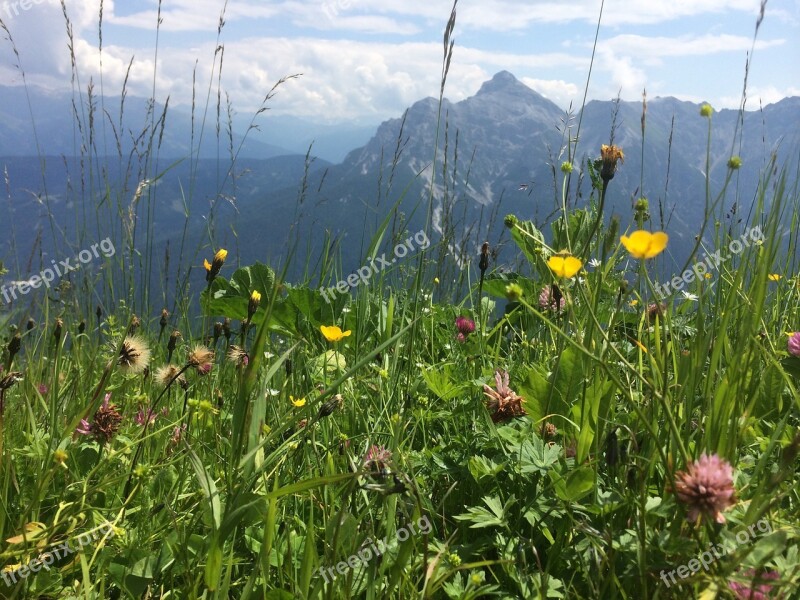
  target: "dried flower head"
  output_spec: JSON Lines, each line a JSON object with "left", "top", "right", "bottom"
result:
{"left": 647, "top": 302, "right": 666, "bottom": 321}
{"left": 118, "top": 335, "right": 151, "bottom": 374}
{"left": 672, "top": 453, "right": 736, "bottom": 524}
{"left": 188, "top": 345, "right": 215, "bottom": 374}
{"left": 364, "top": 444, "right": 392, "bottom": 477}
{"left": 227, "top": 345, "right": 249, "bottom": 367}
{"left": 91, "top": 393, "right": 123, "bottom": 444}
{"left": 154, "top": 364, "right": 186, "bottom": 388}
{"left": 482, "top": 369, "right": 527, "bottom": 423}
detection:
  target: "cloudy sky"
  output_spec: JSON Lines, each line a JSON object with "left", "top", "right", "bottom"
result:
{"left": 0, "top": 0, "right": 798, "bottom": 126}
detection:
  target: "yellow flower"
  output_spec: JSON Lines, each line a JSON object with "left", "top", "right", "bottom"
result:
{"left": 704, "top": 273, "right": 712, "bottom": 280}
{"left": 547, "top": 255, "right": 582, "bottom": 279}
{"left": 620, "top": 231, "right": 668, "bottom": 259}
{"left": 629, "top": 299, "right": 639, "bottom": 307}
{"left": 320, "top": 325, "right": 351, "bottom": 342}
{"left": 204, "top": 248, "right": 228, "bottom": 282}
{"left": 768, "top": 274, "right": 782, "bottom": 281}
{"left": 290, "top": 395, "right": 306, "bottom": 408}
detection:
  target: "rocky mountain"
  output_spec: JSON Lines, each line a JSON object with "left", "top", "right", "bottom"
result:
{"left": 1, "top": 72, "right": 798, "bottom": 308}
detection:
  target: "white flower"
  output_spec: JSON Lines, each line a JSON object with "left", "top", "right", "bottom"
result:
{"left": 588, "top": 258, "right": 601, "bottom": 268}
{"left": 681, "top": 291, "right": 699, "bottom": 301}
{"left": 264, "top": 351, "right": 275, "bottom": 359}
{"left": 341, "top": 306, "right": 351, "bottom": 313}
{"left": 266, "top": 388, "right": 280, "bottom": 397}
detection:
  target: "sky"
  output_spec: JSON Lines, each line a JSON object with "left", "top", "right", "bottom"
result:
{"left": 0, "top": 0, "right": 798, "bottom": 127}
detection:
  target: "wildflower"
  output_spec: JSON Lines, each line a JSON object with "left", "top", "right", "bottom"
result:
{"left": 118, "top": 335, "right": 151, "bottom": 375}
{"left": 560, "top": 161, "right": 573, "bottom": 174}
{"left": 728, "top": 569, "right": 780, "bottom": 600}
{"left": 547, "top": 255, "right": 582, "bottom": 279}
{"left": 787, "top": 332, "right": 800, "bottom": 357}
{"left": 82, "top": 393, "right": 124, "bottom": 445}
{"left": 629, "top": 299, "right": 639, "bottom": 307}
{"left": 646, "top": 302, "right": 666, "bottom": 321}
{"left": 588, "top": 258, "right": 602, "bottom": 268}
{"left": 671, "top": 453, "right": 736, "bottom": 524}
{"left": 247, "top": 290, "right": 261, "bottom": 320}
{"left": 187, "top": 345, "right": 215, "bottom": 374}
{"left": 455, "top": 316, "right": 475, "bottom": 341}
{"left": 620, "top": 230, "right": 668, "bottom": 259}
{"left": 479, "top": 242, "right": 490, "bottom": 276}
{"left": 53, "top": 449, "right": 68, "bottom": 466}
{"left": 290, "top": 395, "right": 306, "bottom": 408}
{"left": 482, "top": 369, "right": 527, "bottom": 423}
{"left": 37, "top": 383, "right": 49, "bottom": 395}
{"left": 700, "top": 103, "right": 713, "bottom": 117}
{"left": 154, "top": 364, "right": 187, "bottom": 388}
{"left": 543, "top": 422, "right": 557, "bottom": 439}
{"left": 539, "top": 285, "right": 565, "bottom": 311}
{"left": 53, "top": 318, "right": 63, "bottom": 343}
{"left": 227, "top": 345, "right": 249, "bottom": 367}
{"left": 170, "top": 424, "right": 187, "bottom": 445}
{"left": 320, "top": 325, "right": 351, "bottom": 342}
{"left": 363, "top": 445, "right": 392, "bottom": 476}
{"left": 505, "top": 282, "right": 523, "bottom": 301}
{"left": 681, "top": 291, "right": 699, "bottom": 302}
{"left": 76, "top": 419, "right": 93, "bottom": 436}
{"left": 600, "top": 144, "right": 624, "bottom": 183}
{"left": 159, "top": 308, "right": 169, "bottom": 335}
{"left": 135, "top": 405, "right": 167, "bottom": 427}
{"left": 727, "top": 156, "right": 743, "bottom": 170}
{"left": 768, "top": 273, "right": 782, "bottom": 281}
{"left": 704, "top": 273, "right": 712, "bottom": 279}
{"left": 204, "top": 248, "right": 228, "bottom": 283}
{"left": 7, "top": 333, "right": 21, "bottom": 364}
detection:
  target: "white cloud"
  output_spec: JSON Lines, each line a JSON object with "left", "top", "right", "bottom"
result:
{"left": 521, "top": 77, "right": 580, "bottom": 107}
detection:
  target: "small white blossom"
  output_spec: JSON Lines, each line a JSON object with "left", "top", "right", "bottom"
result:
{"left": 681, "top": 291, "right": 699, "bottom": 302}
{"left": 588, "top": 258, "right": 601, "bottom": 268}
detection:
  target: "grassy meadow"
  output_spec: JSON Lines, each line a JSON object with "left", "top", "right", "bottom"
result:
{"left": 0, "top": 1, "right": 799, "bottom": 599}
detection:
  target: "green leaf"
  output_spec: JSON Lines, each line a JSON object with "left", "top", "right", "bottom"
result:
{"left": 422, "top": 365, "right": 465, "bottom": 400}
{"left": 550, "top": 466, "right": 595, "bottom": 502}
{"left": 200, "top": 262, "right": 275, "bottom": 322}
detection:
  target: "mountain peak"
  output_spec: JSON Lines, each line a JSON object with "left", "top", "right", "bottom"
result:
{"left": 476, "top": 71, "right": 528, "bottom": 96}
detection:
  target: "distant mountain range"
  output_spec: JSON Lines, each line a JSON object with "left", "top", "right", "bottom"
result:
{"left": 1, "top": 72, "right": 798, "bottom": 309}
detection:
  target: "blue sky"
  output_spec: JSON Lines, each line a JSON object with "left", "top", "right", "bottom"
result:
{"left": 0, "top": 0, "right": 797, "bottom": 125}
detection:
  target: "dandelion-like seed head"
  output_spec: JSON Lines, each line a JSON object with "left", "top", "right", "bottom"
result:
{"left": 118, "top": 335, "right": 151, "bottom": 374}
{"left": 227, "top": 345, "right": 249, "bottom": 367}
{"left": 155, "top": 364, "right": 186, "bottom": 388}
{"left": 188, "top": 345, "right": 215, "bottom": 373}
